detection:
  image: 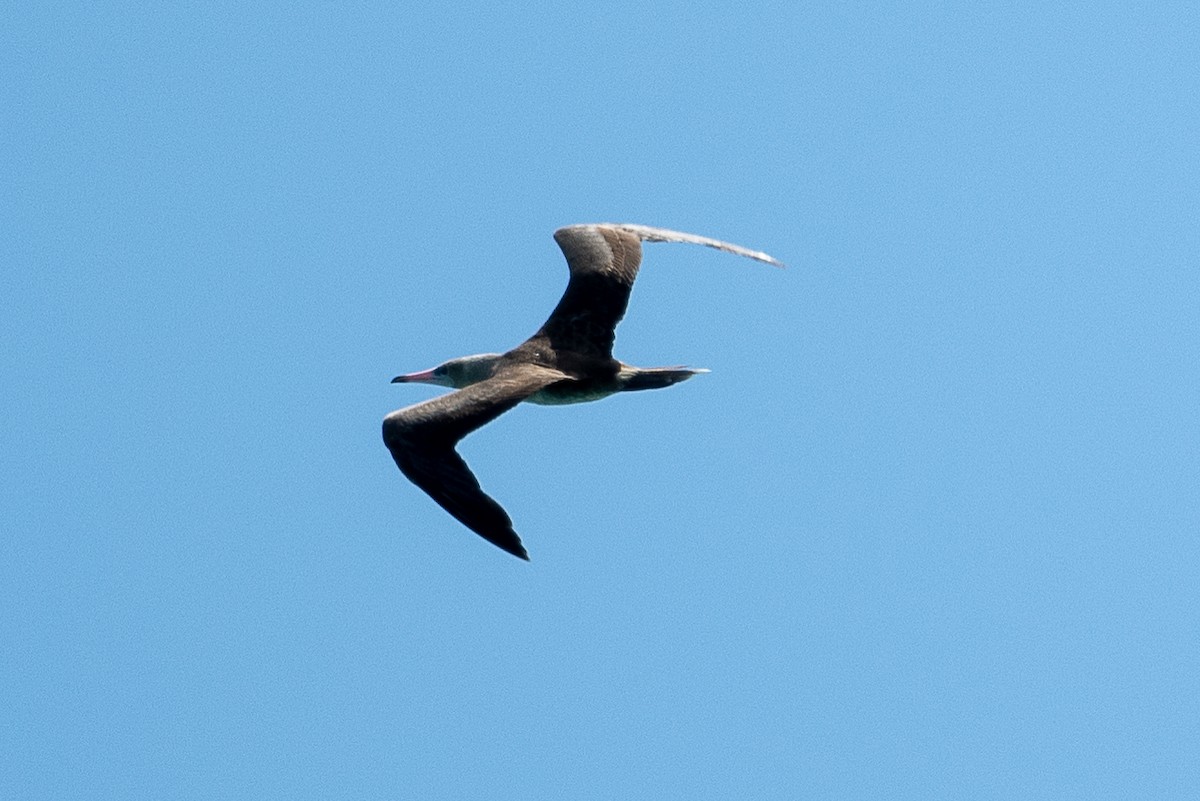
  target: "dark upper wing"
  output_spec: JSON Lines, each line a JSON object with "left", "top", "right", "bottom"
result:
{"left": 534, "top": 224, "right": 784, "bottom": 360}
{"left": 382, "top": 366, "right": 565, "bottom": 559}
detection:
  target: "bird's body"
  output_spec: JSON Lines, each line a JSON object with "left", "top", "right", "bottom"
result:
{"left": 383, "top": 223, "right": 781, "bottom": 559}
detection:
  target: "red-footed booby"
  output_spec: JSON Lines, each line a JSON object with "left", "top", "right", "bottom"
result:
{"left": 383, "top": 223, "right": 782, "bottom": 559}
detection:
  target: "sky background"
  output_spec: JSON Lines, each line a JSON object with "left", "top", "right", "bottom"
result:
{"left": 3, "top": 3, "right": 1198, "bottom": 799}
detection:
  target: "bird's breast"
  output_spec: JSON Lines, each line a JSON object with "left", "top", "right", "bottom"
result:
{"left": 525, "top": 380, "right": 618, "bottom": 406}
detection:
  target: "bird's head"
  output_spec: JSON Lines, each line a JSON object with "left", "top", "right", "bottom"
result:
{"left": 391, "top": 353, "right": 504, "bottom": 389}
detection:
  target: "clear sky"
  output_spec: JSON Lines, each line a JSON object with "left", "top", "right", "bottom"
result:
{"left": 3, "top": 3, "right": 1198, "bottom": 799}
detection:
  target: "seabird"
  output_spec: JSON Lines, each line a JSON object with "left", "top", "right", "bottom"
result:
{"left": 383, "top": 223, "right": 782, "bottom": 560}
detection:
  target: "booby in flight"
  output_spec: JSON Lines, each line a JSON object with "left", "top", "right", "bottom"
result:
{"left": 383, "top": 223, "right": 781, "bottom": 559}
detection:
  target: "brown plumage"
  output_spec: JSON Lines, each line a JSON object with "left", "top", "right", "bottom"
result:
{"left": 383, "top": 223, "right": 782, "bottom": 559}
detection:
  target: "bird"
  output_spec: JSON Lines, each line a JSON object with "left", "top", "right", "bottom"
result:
{"left": 383, "top": 223, "right": 782, "bottom": 560}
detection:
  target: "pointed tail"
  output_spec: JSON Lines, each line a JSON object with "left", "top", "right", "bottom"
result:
{"left": 620, "top": 366, "right": 711, "bottom": 392}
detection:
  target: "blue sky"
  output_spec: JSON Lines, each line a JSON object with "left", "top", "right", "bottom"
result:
{"left": 3, "top": 2, "right": 1198, "bottom": 798}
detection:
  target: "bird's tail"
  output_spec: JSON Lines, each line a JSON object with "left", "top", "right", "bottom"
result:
{"left": 620, "top": 366, "right": 710, "bottom": 392}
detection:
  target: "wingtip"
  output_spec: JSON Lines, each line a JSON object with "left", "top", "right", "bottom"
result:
{"left": 498, "top": 538, "right": 530, "bottom": 561}
{"left": 564, "top": 222, "right": 784, "bottom": 267}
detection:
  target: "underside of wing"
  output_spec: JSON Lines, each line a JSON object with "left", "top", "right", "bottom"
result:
{"left": 535, "top": 225, "right": 645, "bottom": 359}
{"left": 391, "top": 443, "right": 529, "bottom": 559}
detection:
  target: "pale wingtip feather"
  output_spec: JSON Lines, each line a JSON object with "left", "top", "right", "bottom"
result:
{"left": 555, "top": 223, "right": 784, "bottom": 268}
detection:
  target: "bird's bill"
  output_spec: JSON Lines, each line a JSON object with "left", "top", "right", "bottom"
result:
{"left": 391, "top": 368, "right": 438, "bottom": 384}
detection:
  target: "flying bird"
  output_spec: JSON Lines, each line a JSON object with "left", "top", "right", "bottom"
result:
{"left": 383, "top": 223, "right": 782, "bottom": 560}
